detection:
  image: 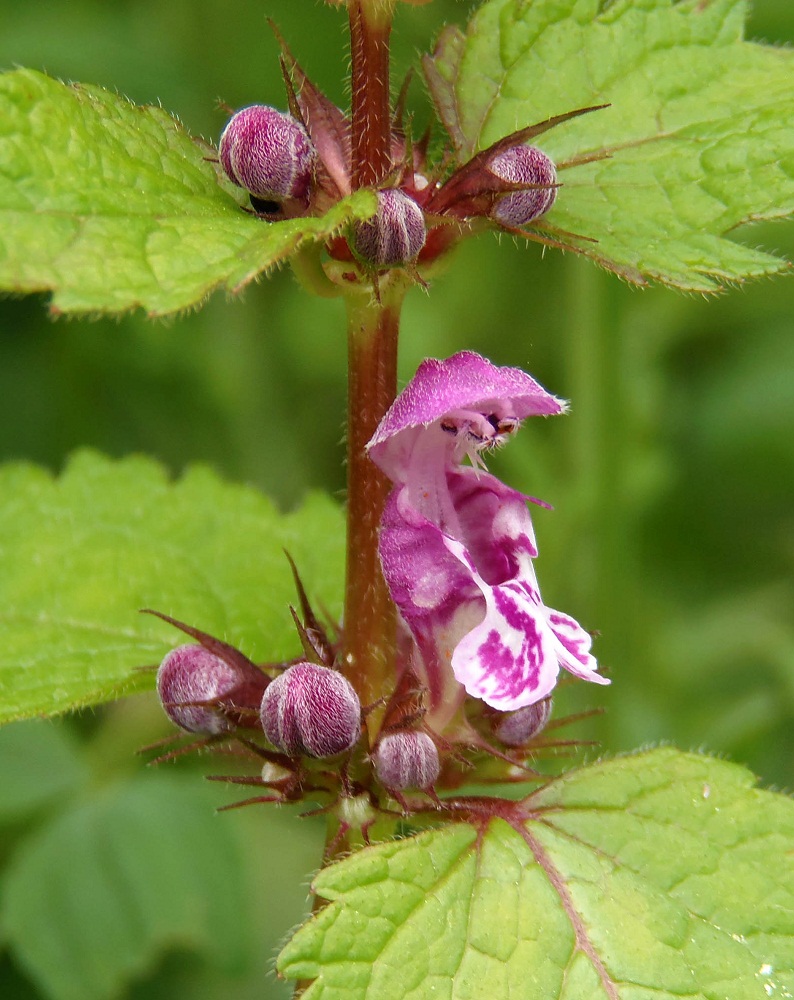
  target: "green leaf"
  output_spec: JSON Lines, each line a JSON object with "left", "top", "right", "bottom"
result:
{"left": 0, "top": 450, "right": 345, "bottom": 724}
{"left": 424, "top": 0, "right": 794, "bottom": 291}
{"left": 0, "top": 69, "right": 375, "bottom": 315}
{"left": 0, "top": 774, "right": 252, "bottom": 1000}
{"left": 0, "top": 720, "right": 88, "bottom": 824}
{"left": 279, "top": 746, "right": 794, "bottom": 999}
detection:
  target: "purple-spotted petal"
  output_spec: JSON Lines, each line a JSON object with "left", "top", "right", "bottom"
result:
{"left": 442, "top": 534, "right": 608, "bottom": 709}
{"left": 450, "top": 470, "right": 538, "bottom": 578}
{"left": 379, "top": 483, "right": 490, "bottom": 727}
{"left": 368, "top": 351, "right": 567, "bottom": 482}
{"left": 547, "top": 609, "right": 607, "bottom": 683}
{"left": 372, "top": 351, "right": 605, "bottom": 720}
{"left": 379, "top": 473, "right": 538, "bottom": 642}
{"left": 442, "top": 536, "right": 558, "bottom": 709}
{"left": 451, "top": 585, "right": 561, "bottom": 709}
{"left": 377, "top": 470, "right": 601, "bottom": 715}
{"left": 379, "top": 486, "right": 478, "bottom": 628}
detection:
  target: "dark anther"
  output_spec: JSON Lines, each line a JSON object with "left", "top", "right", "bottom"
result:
{"left": 249, "top": 195, "right": 281, "bottom": 215}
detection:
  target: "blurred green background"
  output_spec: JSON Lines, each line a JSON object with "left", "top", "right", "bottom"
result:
{"left": 0, "top": 1, "right": 792, "bottom": 997}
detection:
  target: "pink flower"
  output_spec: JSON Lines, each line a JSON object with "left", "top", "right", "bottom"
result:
{"left": 368, "top": 351, "right": 608, "bottom": 725}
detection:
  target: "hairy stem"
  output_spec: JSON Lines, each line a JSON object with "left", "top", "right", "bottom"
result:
{"left": 294, "top": 277, "right": 406, "bottom": 995}
{"left": 349, "top": 0, "right": 395, "bottom": 188}
{"left": 340, "top": 0, "right": 401, "bottom": 724}
{"left": 341, "top": 276, "right": 408, "bottom": 720}
{"left": 293, "top": 16, "right": 403, "bottom": 991}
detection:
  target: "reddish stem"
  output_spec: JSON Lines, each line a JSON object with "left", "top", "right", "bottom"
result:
{"left": 339, "top": 0, "right": 401, "bottom": 730}
{"left": 341, "top": 281, "right": 407, "bottom": 720}
{"left": 296, "top": 6, "right": 403, "bottom": 996}
{"left": 349, "top": 0, "right": 394, "bottom": 188}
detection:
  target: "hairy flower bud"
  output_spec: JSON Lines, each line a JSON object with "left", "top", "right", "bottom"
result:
{"left": 157, "top": 644, "right": 248, "bottom": 735}
{"left": 260, "top": 662, "right": 361, "bottom": 758}
{"left": 219, "top": 105, "right": 316, "bottom": 205}
{"left": 351, "top": 189, "right": 426, "bottom": 267}
{"left": 494, "top": 697, "right": 553, "bottom": 747}
{"left": 488, "top": 145, "right": 557, "bottom": 226}
{"left": 374, "top": 731, "right": 440, "bottom": 791}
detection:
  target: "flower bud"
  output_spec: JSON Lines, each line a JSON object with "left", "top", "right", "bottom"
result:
{"left": 374, "top": 731, "right": 440, "bottom": 791}
{"left": 219, "top": 105, "right": 316, "bottom": 205}
{"left": 494, "top": 697, "right": 553, "bottom": 747}
{"left": 488, "top": 145, "right": 557, "bottom": 226}
{"left": 351, "top": 189, "right": 426, "bottom": 267}
{"left": 157, "top": 644, "right": 245, "bottom": 735}
{"left": 260, "top": 662, "right": 361, "bottom": 758}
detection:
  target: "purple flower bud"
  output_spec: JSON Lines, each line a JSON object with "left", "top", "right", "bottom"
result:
{"left": 157, "top": 644, "right": 244, "bottom": 734}
{"left": 488, "top": 145, "right": 557, "bottom": 226}
{"left": 219, "top": 105, "right": 316, "bottom": 204}
{"left": 260, "top": 662, "right": 361, "bottom": 758}
{"left": 351, "top": 189, "right": 426, "bottom": 267}
{"left": 374, "top": 731, "right": 440, "bottom": 791}
{"left": 494, "top": 697, "right": 553, "bottom": 747}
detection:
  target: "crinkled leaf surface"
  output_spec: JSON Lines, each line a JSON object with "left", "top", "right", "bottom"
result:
{"left": 425, "top": 0, "right": 794, "bottom": 290}
{"left": 0, "top": 451, "right": 345, "bottom": 723}
{"left": 279, "top": 746, "right": 794, "bottom": 999}
{"left": 0, "top": 69, "right": 375, "bottom": 315}
{"left": 0, "top": 774, "right": 251, "bottom": 1000}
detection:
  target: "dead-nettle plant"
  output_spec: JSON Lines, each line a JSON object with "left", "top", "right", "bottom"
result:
{"left": 0, "top": 0, "right": 793, "bottom": 998}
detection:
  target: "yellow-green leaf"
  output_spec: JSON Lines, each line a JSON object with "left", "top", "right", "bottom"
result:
{"left": 425, "top": 0, "right": 793, "bottom": 290}
{"left": 0, "top": 451, "right": 345, "bottom": 723}
{"left": 0, "top": 69, "right": 375, "bottom": 315}
{"left": 280, "top": 747, "right": 794, "bottom": 999}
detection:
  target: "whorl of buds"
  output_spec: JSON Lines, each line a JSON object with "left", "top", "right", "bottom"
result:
{"left": 219, "top": 105, "right": 316, "bottom": 206}
{"left": 488, "top": 145, "right": 557, "bottom": 226}
{"left": 351, "top": 189, "right": 426, "bottom": 268}
{"left": 494, "top": 697, "right": 553, "bottom": 747}
{"left": 374, "top": 731, "right": 440, "bottom": 791}
{"left": 157, "top": 644, "right": 246, "bottom": 735}
{"left": 259, "top": 662, "right": 361, "bottom": 758}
